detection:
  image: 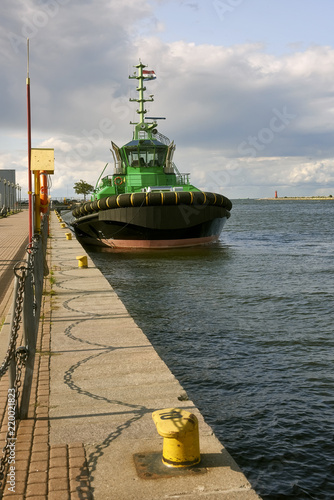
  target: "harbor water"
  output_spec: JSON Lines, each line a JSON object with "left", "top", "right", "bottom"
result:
{"left": 85, "top": 199, "right": 334, "bottom": 500}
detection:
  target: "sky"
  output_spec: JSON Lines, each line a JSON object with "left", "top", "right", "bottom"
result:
{"left": 1, "top": 0, "right": 334, "bottom": 199}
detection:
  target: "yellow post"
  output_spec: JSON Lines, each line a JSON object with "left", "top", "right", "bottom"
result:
{"left": 65, "top": 232, "right": 72, "bottom": 240}
{"left": 31, "top": 148, "right": 55, "bottom": 236}
{"left": 61, "top": 223, "right": 66, "bottom": 228}
{"left": 152, "top": 408, "right": 200, "bottom": 467}
{"left": 76, "top": 255, "right": 88, "bottom": 268}
{"left": 34, "top": 172, "right": 41, "bottom": 233}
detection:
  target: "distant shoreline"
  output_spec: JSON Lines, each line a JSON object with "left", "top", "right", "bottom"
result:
{"left": 261, "top": 197, "right": 334, "bottom": 201}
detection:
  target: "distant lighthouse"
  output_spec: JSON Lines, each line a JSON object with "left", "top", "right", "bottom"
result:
{"left": 275, "top": 190, "right": 278, "bottom": 199}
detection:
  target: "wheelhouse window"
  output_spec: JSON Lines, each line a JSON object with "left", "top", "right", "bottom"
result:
{"left": 126, "top": 148, "right": 139, "bottom": 166}
{"left": 124, "top": 144, "right": 167, "bottom": 167}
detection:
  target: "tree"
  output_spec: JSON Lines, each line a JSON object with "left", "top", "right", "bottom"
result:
{"left": 73, "top": 180, "right": 94, "bottom": 201}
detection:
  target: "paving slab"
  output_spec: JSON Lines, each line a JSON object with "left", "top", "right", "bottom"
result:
{"left": 49, "top": 212, "right": 261, "bottom": 500}
{"left": 0, "top": 211, "right": 29, "bottom": 325}
{"left": 0, "top": 211, "right": 29, "bottom": 368}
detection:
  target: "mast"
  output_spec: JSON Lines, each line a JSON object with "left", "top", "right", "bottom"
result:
{"left": 27, "top": 39, "right": 33, "bottom": 243}
{"left": 129, "top": 62, "right": 157, "bottom": 140}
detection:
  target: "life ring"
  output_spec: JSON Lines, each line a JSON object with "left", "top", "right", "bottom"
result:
{"left": 114, "top": 176, "right": 124, "bottom": 186}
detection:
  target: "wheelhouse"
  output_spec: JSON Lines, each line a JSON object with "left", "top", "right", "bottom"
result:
{"left": 121, "top": 140, "right": 168, "bottom": 169}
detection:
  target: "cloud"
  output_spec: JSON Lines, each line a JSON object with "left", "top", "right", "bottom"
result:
{"left": 1, "top": 0, "right": 334, "bottom": 198}
{"left": 174, "top": 150, "right": 334, "bottom": 198}
{"left": 151, "top": 42, "right": 334, "bottom": 157}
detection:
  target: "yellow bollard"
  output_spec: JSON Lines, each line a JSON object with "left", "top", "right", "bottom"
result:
{"left": 65, "top": 232, "right": 72, "bottom": 240}
{"left": 152, "top": 408, "right": 200, "bottom": 467}
{"left": 60, "top": 223, "right": 66, "bottom": 228}
{"left": 76, "top": 255, "right": 88, "bottom": 268}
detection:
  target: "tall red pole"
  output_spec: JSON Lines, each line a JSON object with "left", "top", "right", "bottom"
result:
{"left": 27, "top": 38, "right": 33, "bottom": 243}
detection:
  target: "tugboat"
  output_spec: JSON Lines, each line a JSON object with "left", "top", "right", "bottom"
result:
{"left": 72, "top": 62, "right": 232, "bottom": 249}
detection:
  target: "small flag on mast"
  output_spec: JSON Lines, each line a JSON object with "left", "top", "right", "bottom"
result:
{"left": 143, "top": 70, "right": 156, "bottom": 81}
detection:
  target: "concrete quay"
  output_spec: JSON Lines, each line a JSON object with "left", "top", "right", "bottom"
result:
{"left": 0, "top": 211, "right": 261, "bottom": 499}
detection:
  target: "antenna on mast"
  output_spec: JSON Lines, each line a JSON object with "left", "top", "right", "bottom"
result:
{"left": 27, "top": 38, "right": 30, "bottom": 79}
{"left": 129, "top": 61, "right": 157, "bottom": 140}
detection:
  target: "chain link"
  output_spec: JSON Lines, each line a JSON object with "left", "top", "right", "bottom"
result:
{"left": 15, "top": 346, "right": 29, "bottom": 401}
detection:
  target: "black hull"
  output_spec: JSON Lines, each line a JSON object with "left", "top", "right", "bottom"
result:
{"left": 72, "top": 204, "right": 230, "bottom": 249}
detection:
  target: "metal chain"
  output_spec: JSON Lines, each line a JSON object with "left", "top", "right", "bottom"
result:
{"left": 0, "top": 262, "right": 28, "bottom": 490}
{"left": 28, "top": 237, "right": 39, "bottom": 318}
{"left": 0, "top": 264, "right": 27, "bottom": 378}
{"left": 0, "top": 224, "right": 47, "bottom": 492}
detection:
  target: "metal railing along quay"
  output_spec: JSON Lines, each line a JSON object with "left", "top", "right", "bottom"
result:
{"left": 0, "top": 213, "right": 49, "bottom": 488}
